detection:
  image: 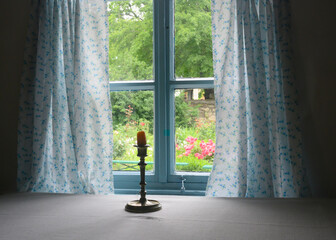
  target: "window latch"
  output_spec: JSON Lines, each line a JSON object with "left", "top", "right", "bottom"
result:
{"left": 180, "top": 175, "right": 186, "bottom": 193}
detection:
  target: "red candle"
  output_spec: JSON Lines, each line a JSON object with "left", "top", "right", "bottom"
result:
{"left": 137, "top": 131, "right": 147, "bottom": 146}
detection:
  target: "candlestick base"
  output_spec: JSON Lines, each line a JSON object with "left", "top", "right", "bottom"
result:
{"left": 125, "top": 199, "right": 162, "bottom": 213}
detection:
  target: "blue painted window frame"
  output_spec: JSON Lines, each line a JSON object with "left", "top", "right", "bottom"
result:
{"left": 110, "top": 0, "right": 214, "bottom": 195}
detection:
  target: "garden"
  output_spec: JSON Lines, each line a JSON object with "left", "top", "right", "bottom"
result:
{"left": 111, "top": 90, "right": 216, "bottom": 172}
{"left": 108, "top": 0, "right": 215, "bottom": 172}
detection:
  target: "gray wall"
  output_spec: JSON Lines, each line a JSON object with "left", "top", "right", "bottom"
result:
{"left": 0, "top": 1, "right": 30, "bottom": 193}
{"left": 291, "top": 0, "right": 336, "bottom": 197}
{"left": 0, "top": 1, "right": 335, "bottom": 196}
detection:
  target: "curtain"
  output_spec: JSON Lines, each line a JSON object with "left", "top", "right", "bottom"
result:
{"left": 206, "top": 0, "right": 310, "bottom": 197}
{"left": 17, "top": 0, "right": 113, "bottom": 194}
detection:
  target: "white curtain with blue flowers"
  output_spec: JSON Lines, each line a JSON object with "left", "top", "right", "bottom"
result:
{"left": 17, "top": 0, "right": 113, "bottom": 194}
{"left": 206, "top": 0, "right": 309, "bottom": 197}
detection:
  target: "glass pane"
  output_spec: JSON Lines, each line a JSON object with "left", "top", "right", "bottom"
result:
{"left": 108, "top": 0, "right": 153, "bottom": 81}
{"left": 174, "top": 0, "right": 213, "bottom": 79}
{"left": 111, "top": 91, "right": 154, "bottom": 171}
{"left": 175, "top": 89, "right": 216, "bottom": 172}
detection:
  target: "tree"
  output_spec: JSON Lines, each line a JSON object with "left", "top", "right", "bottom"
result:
{"left": 107, "top": 0, "right": 213, "bottom": 81}
{"left": 108, "top": 0, "right": 153, "bottom": 81}
{"left": 175, "top": 0, "right": 213, "bottom": 78}
{"left": 108, "top": 0, "right": 212, "bottom": 127}
{"left": 110, "top": 91, "right": 154, "bottom": 130}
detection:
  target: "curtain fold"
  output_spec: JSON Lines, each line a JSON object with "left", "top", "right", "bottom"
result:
{"left": 206, "top": 0, "right": 310, "bottom": 197}
{"left": 17, "top": 0, "right": 113, "bottom": 194}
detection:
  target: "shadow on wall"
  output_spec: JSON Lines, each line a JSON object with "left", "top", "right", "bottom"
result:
{"left": 290, "top": 0, "right": 336, "bottom": 197}
{"left": 0, "top": 1, "right": 31, "bottom": 193}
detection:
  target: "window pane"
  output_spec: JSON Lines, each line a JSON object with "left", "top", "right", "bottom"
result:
{"left": 174, "top": 0, "right": 213, "bottom": 78}
{"left": 111, "top": 91, "right": 154, "bottom": 171}
{"left": 175, "top": 89, "right": 215, "bottom": 172}
{"left": 108, "top": 0, "right": 153, "bottom": 81}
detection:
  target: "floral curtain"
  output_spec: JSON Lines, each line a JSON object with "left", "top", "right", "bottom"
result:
{"left": 206, "top": 0, "right": 310, "bottom": 197}
{"left": 17, "top": 0, "right": 113, "bottom": 194}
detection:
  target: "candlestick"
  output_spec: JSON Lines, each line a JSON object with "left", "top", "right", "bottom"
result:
{"left": 125, "top": 144, "right": 162, "bottom": 213}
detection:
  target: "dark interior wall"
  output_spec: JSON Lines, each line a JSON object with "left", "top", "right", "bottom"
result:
{"left": 290, "top": 0, "right": 336, "bottom": 197}
{"left": 0, "top": 1, "right": 30, "bottom": 193}
{"left": 0, "top": 1, "right": 335, "bottom": 196}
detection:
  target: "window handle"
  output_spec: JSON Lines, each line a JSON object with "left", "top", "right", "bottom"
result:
{"left": 180, "top": 175, "right": 186, "bottom": 193}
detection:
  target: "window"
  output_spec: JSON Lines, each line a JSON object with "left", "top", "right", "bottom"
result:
{"left": 108, "top": 0, "right": 214, "bottom": 195}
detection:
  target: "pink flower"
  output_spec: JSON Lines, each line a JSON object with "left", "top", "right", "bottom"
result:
{"left": 186, "top": 136, "right": 197, "bottom": 144}
{"left": 183, "top": 150, "right": 191, "bottom": 156}
{"left": 198, "top": 139, "right": 216, "bottom": 159}
{"left": 176, "top": 143, "right": 180, "bottom": 150}
{"left": 194, "top": 153, "right": 204, "bottom": 159}
{"left": 185, "top": 144, "right": 194, "bottom": 151}
{"left": 140, "top": 122, "right": 145, "bottom": 126}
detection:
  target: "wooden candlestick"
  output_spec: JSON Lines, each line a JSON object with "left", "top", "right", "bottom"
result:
{"left": 125, "top": 144, "right": 162, "bottom": 213}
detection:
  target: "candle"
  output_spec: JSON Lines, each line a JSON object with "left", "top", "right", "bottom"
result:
{"left": 137, "top": 131, "right": 147, "bottom": 146}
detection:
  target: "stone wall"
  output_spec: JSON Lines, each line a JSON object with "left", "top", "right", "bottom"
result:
{"left": 187, "top": 99, "right": 216, "bottom": 122}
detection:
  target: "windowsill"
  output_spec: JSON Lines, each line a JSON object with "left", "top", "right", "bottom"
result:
{"left": 113, "top": 170, "right": 209, "bottom": 195}
{"left": 112, "top": 171, "right": 210, "bottom": 177}
{"left": 114, "top": 188, "right": 205, "bottom": 196}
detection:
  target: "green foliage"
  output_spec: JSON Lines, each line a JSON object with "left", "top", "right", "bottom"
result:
{"left": 175, "top": 92, "right": 199, "bottom": 128}
{"left": 175, "top": 121, "right": 216, "bottom": 164}
{"left": 175, "top": 155, "right": 210, "bottom": 172}
{"left": 107, "top": 0, "right": 213, "bottom": 81}
{"left": 175, "top": 118, "right": 216, "bottom": 144}
{"left": 196, "top": 118, "right": 216, "bottom": 141}
{"left": 112, "top": 114, "right": 154, "bottom": 171}
{"left": 175, "top": 0, "right": 213, "bottom": 78}
{"left": 108, "top": 0, "right": 153, "bottom": 81}
{"left": 111, "top": 90, "right": 201, "bottom": 130}
{"left": 108, "top": 0, "right": 215, "bottom": 172}
{"left": 110, "top": 91, "right": 154, "bottom": 131}
{"left": 111, "top": 98, "right": 216, "bottom": 172}
{"left": 108, "top": 0, "right": 213, "bottom": 130}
